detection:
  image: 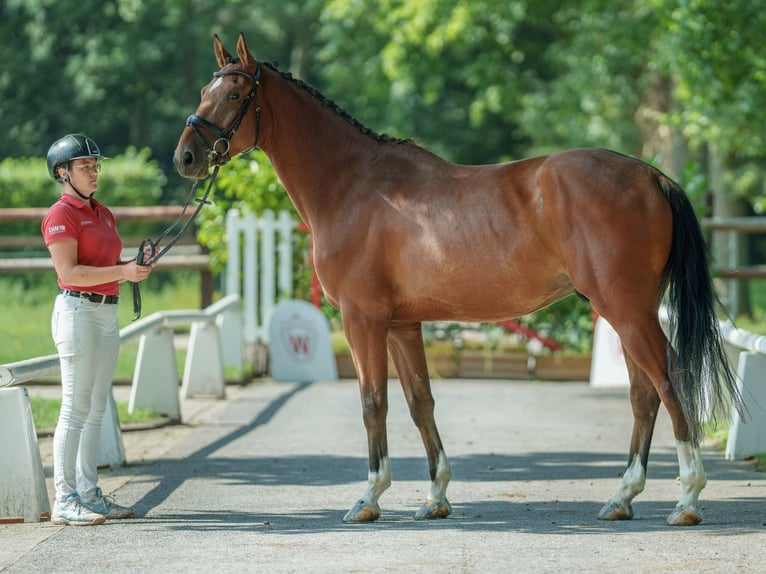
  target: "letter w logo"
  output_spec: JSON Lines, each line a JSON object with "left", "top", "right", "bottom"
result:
{"left": 288, "top": 333, "right": 311, "bottom": 360}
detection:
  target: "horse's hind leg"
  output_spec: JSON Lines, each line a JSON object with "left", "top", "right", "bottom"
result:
{"left": 607, "top": 315, "right": 706, "bottom": 526}
{"left": 387, "top": 322, "right": 452, "bottom": 519}
{"left": 599, "top": 351, "right": 659, "bottom": 521}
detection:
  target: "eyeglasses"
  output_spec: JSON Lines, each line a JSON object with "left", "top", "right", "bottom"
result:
{"left": 73, "top": 162, "right": 101, "bottom": 174}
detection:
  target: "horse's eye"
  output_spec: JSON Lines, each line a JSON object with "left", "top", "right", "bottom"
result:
{"left": 228, "top": 92, "right": 240, "bottom": 102}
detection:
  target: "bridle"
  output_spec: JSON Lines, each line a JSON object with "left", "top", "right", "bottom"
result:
{"left": 185, "top": 60, "right": 263, "bottom": 166}
{"left": 132, "top": 60, "right": 263, "bottom": 320}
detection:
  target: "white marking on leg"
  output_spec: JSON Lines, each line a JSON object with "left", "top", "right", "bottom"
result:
{"left": 607, "top": 454, "right": 646, "bottom": 506}
{"left": 358, "top": 456, "right": 392, "bottom": 508}
{"left": 427, "top": 451, "right": 452, "bottom": 504}
{"left": 675, "top": 440, "right": 706, "bottom": 510}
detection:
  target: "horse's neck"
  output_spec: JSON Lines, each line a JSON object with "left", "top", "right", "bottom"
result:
{"left": 258, "top": 77, "right": 391, "bottom": 226}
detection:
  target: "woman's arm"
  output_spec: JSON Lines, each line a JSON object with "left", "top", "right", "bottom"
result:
{"left": 48, "top": 238, "right": 153, "bottom": 285}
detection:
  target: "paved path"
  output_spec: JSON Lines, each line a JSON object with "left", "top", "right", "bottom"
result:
{"left": 2, "top": 379, "right": 764, "bottom": 573}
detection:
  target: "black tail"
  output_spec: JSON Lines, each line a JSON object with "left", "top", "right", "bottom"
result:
{"left": 661, "top": 176, "right": 744, "bottom": 446}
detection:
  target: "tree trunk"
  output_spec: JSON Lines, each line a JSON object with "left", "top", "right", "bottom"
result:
{"left": 708, "top": 142, "right": 750, "bottom": 318}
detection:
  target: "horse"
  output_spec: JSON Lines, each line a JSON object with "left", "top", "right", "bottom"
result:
{"left": 174, "top": 33, "right": 743, "bottom": 526}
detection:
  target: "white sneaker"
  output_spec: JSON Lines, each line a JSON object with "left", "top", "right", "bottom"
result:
{"left": 82, "top": 487, "right": 135, "bottom": 519}
{"left": 52, "top": 494, "right": 106, "bottom": 526}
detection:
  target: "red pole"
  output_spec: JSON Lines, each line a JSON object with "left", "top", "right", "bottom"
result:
{"left": 496, "top": 320, "right": 563, "bottom": 351}
{"left": 297, "top": 222, "right": 322, "bottom": 308}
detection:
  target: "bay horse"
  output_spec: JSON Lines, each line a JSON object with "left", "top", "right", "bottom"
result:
{"left": 174, "top": 33, "right": 743, "bottom": 526}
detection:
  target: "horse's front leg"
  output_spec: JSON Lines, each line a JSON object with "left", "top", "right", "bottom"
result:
{"left": 341, "top": 310, "right": 392, "bottom": 523}
{"left": 388, "top": 322, "right": 452, "bottom": 520}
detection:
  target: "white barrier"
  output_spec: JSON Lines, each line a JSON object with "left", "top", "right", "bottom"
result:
{"left": 0, "top": 388, "right": 50, "bottom": 522}
{"left": 719, "top": 322, "right": 766, "bottom": 460}
{"left": 267, "top": 300, "right": 338, "bottom": 383}
{"left": 589, "top": 317, "right": 629, "bottom": 388}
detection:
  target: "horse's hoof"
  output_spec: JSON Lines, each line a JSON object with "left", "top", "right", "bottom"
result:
{"left": 343, "top": 500, "right": 381, "bottom": 523}
{"left": 597, "top": 501, "right": 634, "bottom": 521}
{"left": 415, "top": 498, "right": 452, "bottom": 520}
{"left": 666, "top": 505, "right": 702, "bottom": 526}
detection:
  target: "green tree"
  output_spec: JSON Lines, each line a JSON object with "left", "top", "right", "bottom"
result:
{"left": 319, "top": 0, "right": 546, "bottom": 164}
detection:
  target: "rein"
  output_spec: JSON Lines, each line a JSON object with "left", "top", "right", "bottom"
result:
{"left": 132, "top": 168, "right": 218, "bottom": 320}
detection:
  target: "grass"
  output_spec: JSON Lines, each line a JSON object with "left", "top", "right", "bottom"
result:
{"left": 29, "top": 396, "right": 161, "bottom": 430}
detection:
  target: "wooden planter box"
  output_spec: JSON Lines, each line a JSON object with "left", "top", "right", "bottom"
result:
{"left": 335, "top": 349, "right": 531, "bottom": 380}
{"left": 455, "top": 350, "right": 530, "bottom": 379}
{"left": 336, "top": 347, "right": 590, "bottom": 381}
{"left": 533, "top": 354, "right": 592, "bottom": 381}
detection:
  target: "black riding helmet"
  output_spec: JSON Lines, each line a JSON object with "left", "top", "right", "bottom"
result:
{"left": 46, "top": 134, "right": 106, "bottom": 182}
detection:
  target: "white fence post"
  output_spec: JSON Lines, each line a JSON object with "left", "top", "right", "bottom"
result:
{"left": 726, "top": 351, "right": 766, "bottom": 460}
{"left": 129, "top": 326, "right": 180, "bottom": 420}
{"left": 226, "top": 209, "right": 241, "bottom": 297}
{"left": 277, "top": 210, "right": 294, "bottom": 298}
{"left": 181, "top": 321, "right": 226, "bottom": 399}
{"left": 98, "top": 388, "right": 126, "bottom": 469}
{"left": 260, "top": 209, "right": 276, "bottom": 341}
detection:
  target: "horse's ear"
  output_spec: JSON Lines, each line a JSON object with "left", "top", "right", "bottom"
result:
{"left": 236, "top": 32, "right": 254, "bottom": 69}
{"left": 213, "top": 34, "right": 231, "bottom": 68}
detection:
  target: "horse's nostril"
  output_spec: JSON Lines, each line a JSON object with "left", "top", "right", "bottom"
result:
{"left": 183, "top": 150, "right": 195, "bottom": 166}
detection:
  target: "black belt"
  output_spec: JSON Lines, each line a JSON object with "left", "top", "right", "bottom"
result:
{"left": 61, "top": 289, "right": 119, "bottom": 304}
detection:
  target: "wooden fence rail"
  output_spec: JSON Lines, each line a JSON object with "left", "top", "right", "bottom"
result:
{"left": 0, "top": 206, "right": 213, "bottom": 306}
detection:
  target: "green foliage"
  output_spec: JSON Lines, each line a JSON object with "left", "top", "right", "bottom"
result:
{"left": 0, "top": 274, "right": 202, "bottom": 378}
{"left": 195, "top": 151, "right": 300, "bottom": 274}
{"left": 320, "top": 0, "right": 535, "bottom": 163}
{"left": 0, "top": 148, "right": 166, "bottom": 208}
{"left": 519, "top": 0, "right": 656, "bottom": 156}
{"left": 519, "top": 296, "right": 594, "bottom": 355}
{"left": 651, "top": 0, "right": 766, "bottom": 158}
{"left": 97, "top": 147, "right": 166, "bottom": 207}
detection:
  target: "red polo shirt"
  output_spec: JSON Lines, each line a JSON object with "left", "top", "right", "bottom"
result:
{"left": 42, "top": 194, "right": 122, "bottom": 296}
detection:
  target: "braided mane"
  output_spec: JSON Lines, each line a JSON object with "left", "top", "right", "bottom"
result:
{"left": 261, "top": 61, "right": 411, "bottom": 145}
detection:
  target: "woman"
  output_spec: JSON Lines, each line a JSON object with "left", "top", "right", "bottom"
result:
{"left": 42, "top": 134, "right": 154, "bottom": 526}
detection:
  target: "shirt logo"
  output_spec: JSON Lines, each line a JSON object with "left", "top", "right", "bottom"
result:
{"left": 81, "top": 220, "right": 94, "bottom": 226}
{"left": 48, "top": 224, "right": 67, "bottom": 234}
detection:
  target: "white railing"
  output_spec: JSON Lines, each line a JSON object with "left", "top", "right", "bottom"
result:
{"left": 0, "top": 293, "right": 242, "bottom": 389}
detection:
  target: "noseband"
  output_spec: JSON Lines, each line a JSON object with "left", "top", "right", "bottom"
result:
{"left": 185, "top": 61, "right": 262, "bottom": 165}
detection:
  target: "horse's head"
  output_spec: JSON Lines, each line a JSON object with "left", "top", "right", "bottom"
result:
{"left": 174, "top": 33, "right": 262, "bottom": 180}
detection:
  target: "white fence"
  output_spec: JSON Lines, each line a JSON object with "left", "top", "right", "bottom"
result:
{"left": 225, "top": 209, "right": 297, "bottom": 345}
